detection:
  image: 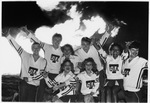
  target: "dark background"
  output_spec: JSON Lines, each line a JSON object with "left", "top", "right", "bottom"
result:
{"left": 2, "top": 1, "right": 148, "bottom": 59}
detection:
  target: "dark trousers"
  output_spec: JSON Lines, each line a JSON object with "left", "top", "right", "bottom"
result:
{"left": 60, "top": 95, "right": 76, "bottom": 102}
{"left": 36, "top": 73, "right": 58, "bottom": 101}
{"left": 19, "top": 80, "right": 38, "bottom": 102}
{"left": 19, "top": 80, "right": 28, "bottom": 101}
{"left": 118, "top": 90, "right": 141, "bottom": 103}
{"left": 99, "top": 70, "right": 107, "bottom": 102}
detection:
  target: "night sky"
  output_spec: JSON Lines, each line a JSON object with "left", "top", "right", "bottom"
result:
{"left": 2, "top": 1, "right": 149, "bottom": 59}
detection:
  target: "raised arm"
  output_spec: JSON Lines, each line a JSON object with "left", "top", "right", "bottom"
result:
{"left": 21, "top": 27, "right": 45, "bottom": 49}
{"left": 5, "top": 32, "right": 28, "bottom": 59}
{"left": 121, "top": 41, "right": 131, "bottom": 61}
{"left": 99, "top": 24, "right": 114, "bottom": 46}
{"left": 7, "top": 34, "right": 22, "bottom": 55}
{"left": 93, "top": 24, "right": 114, "bottom": 57}
{"left": 96, "top": 41, "right": 107, "bottom": 58}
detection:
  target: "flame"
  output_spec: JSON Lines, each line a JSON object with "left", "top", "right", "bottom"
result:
{"left": 15, "top": 32, "right": 32, "bottom": 53}
{"left": 110, "top": 26, "right": 120, "bottom": 37}
{"left": 7, "top": 2, "right": 123, "bottom": 51}
{"left": 82, "top": 16, "right": 106, "bottom": 36}
{"left": 8, "top": 2, "right": 122, "bottom": 50}
{"left": 67, "top": 5, "right": 82, "bottom": 19}
{"left": 1, "top": 1, "right": 125, "bottom": 75}
{"left": 6, "top": 3, "right": 122, "bottom": 50}
{"left": 34, "top": 4, "right": 107, "bottom": 48}
{"left": 36, "top": 0, "right": 60, "bottom": 11}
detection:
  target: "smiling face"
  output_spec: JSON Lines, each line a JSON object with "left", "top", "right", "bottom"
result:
{"left": 52, "top": 37, "right": 62, "bottom": 49}
{"left": 111, "top": 46, "right": 121, "bottom": 59}
{"left": 31, "top": 43, "right": 41, "bottom": 55}
{"left": 85, "top": 61, "right": 93, "bottom": 73}
{"left": 129, "top": 48, "right": 139, "bottom": 59}
{"left": 81, "top": 41, "right": 90, "bottom": 52}
{"left": 63, "top": 46, "right": 72, "bottom": 58}
{"left": 128, "top": 41, "right": 140, "bottom": 59}
{"left": 63, "top": 61, "right": 72, "bottom": 74}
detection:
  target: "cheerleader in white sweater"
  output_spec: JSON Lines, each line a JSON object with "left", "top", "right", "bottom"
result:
{"left": 76, "top": 57, "right": 99, "bottom": 103}
{"left": 61, "top": 44, "right": 82, "bottom": 74}
{"left": 121, "top": 41, "right": 148, "bottom": 103}
{"left": 3, "top": 28, "right": 47, "bottom": 102}
{"left": 44, "top": 59, "right": 77, "bottom": 102}
{"left": 97, "top": 42, "right": 128, "bottom": 103}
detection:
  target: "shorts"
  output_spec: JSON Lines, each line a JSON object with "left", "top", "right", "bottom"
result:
{"left": 105, "top": 79, "right": 123, "bottom": 88}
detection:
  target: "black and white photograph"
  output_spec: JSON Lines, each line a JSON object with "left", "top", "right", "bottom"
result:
{"left": 1, "top": 0, "right": 148, "bottom": 102}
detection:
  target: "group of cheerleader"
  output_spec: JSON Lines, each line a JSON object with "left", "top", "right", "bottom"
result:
{"left": 3, "top": 27, "right": 148, "bottom": 103}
